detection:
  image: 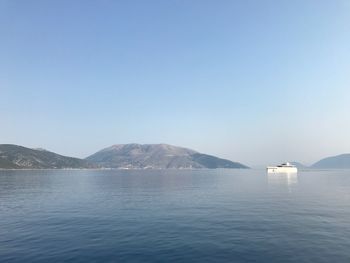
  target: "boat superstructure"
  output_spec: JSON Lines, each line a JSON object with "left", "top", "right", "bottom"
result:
{"left": 266, "top": 162, "right": 297, "bottom": 173}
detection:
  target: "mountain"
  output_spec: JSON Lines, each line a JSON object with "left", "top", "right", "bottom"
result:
{"left": 312, "top": 154, "right": 350, "bottom": 169}
{"left": 0, "top": 144, "right": 94, "bottom": 169}
{"left": 0, "top": 143, "right": 249, "bottom": 170}
{"left": 86, "top": 144, "right": 249, "bottom": 169}
{"left": 290, "top": 162, "right": 308, "bottom": 169}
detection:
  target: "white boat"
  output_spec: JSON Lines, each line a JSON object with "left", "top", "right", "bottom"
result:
{"left": 266, "top": 162, "right": 297, "bottom": 173}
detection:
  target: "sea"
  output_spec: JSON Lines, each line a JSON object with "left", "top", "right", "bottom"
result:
{"left": 1, "top": 169, "right": 350, "bottom": 262}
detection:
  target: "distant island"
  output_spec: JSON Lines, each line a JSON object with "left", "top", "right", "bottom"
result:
{"left": 0, "top": 144, "right": 94, "bottom": 169}
{"left": 291, "top": 154, "right": 350, "bottom": 169}
{"left": 2, "top": 143, "right": 350, "bottom": 170}
{"left": 311, "top": 154, "right": 350, "bottom": 169}
{"left": 0, "top": 144, "right": 249, "bottom": 170}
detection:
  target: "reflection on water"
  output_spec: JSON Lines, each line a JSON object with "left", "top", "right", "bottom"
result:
{"left": 268, "top": 172, "right": 298, "bottom": 186}
{"left": 2, "top": 169, "right": 350, "bottom": 262}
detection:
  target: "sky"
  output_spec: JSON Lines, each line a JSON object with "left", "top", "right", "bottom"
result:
{"left": 1, "top": 0, "right": 350, "bottom": 166}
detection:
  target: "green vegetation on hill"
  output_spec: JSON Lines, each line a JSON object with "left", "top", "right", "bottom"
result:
{"left": 0, "top": 143, "right": 249, "bottom": 169}
{"left": 86, "top": 144, "right": 249, "bottom": 169}
{"left": 0, "top": 144, "right": 94, "bottom": 169}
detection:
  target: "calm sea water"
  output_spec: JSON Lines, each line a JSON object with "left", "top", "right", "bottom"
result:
{"left": 1, "top": 169, "right": 350, "bottom": 262}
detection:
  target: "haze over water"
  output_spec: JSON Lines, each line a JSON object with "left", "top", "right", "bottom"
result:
{"left": 1, "top": 169, "right": 350, "bottom": 262}
{"left": 1, "top": 2, "right": 350, "bottom": 262}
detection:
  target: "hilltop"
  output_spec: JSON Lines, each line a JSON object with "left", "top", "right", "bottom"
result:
{"left": 0, "top": 144, "right": 248, "bottom": 169}
{"left": 0, "top": 144, "right": 94, "bottom": 169}
{"left": 86, "top": 144, "right": 249, "bottom": 169}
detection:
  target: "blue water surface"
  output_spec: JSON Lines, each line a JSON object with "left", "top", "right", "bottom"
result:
{"left": 1, "top": 169, "right": 350, "bottom": 262}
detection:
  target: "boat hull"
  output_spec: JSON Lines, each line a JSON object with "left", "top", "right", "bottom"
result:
{"left": 266, "top": 166, "right": 298, "bottom": 173}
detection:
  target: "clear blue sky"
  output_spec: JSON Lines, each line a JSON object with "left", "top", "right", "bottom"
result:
{"left": 1, "top": 0, "right": 350, "bottom": 165}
